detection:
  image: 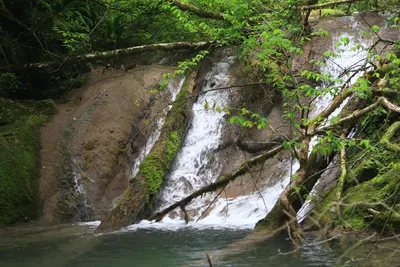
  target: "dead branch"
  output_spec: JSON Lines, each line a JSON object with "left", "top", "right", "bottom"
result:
{"left": 237, "top": 137, "right": 286, "bottom": 153}
{"left": 166, "top": 0, "right": 225, "bottom": 20}
{"left": 335, "top": 131, "right": 347, "bottom": 205}
{"left": 316, "top": 96, "right": 400, "bottom": 134}
{"left": 301, "top": 0, "right": 360, "bottom": 11}
{"left": 3, "top": 41, "right": 216, "bottom": 70}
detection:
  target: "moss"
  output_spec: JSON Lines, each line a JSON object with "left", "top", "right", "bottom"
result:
{"left": 166, "top": 131, "right": 180, "bottom": 160}
{"left": 140, "top": 153, "right": 165, "bottom": 195}
{"left": 255, "top": 200, "right": 288, "bottom": 232}
{"left": 311, "top": 164, "right": 400, "bottom": 232}
{"left": 380, "top": 121, "right": 400, "bottom": 152}
{"left": 321, "top": 8, "right": 345, "bottom": 17}
{"left": 339, "top": 165, "right": 400, "bottom": 231}
{"left": 138, "top": 75, "right": 189, "bottom": 199}
{"left": 24, "top": 99, "right": 58, "bottom": 116}
{"left": 0, "top": 98, "right": 53, "bottom": 226}
{"left": 345, "top": 145, "right": 400, "bottom": 188}
{"left": 140, "top": 131, "right": 182, "bottom": 196}
{"left": 310, "top": 104, "right": 400, "bottom": 232}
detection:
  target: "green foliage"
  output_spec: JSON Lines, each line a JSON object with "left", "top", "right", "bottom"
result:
{"left": 157, "top": 50, "right": 209, "bottom": 92}
{"left": 0, "top": 99, "right": 54, "bottom": 225}
{"left": 320, "top": 8, "right": 345, "bottom": 17}
{"left": 229, "top": 108, "right": 269, "bottom": 129}
{"left": 0, "top": 73, "right": 22, "bottom": 98}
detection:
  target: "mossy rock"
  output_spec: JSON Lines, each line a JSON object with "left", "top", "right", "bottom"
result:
{"left": 340, "top": 165, "right": 400, "bottom": 231}
{"left": 138, "top": 78, "right": 189, "bottom": 199}
{"left": 25, "top": 99, "right": 58, "bottom": 116}
{"left": 97, "top": 74, "right": 192, "bottom": 231}
{"left": 0, "top": 98, "right": 54, "bottom": 226}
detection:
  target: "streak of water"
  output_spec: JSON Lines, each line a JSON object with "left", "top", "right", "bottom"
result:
{"left": 131, "top": 78, "right": 184, "bottom": 178}
{"left": 156, "top": 57, "right": 235, "bottom": 220}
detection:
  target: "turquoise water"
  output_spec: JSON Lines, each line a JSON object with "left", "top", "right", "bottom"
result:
{"left": 0, "top": 224, "right": 397, "bottom": 266}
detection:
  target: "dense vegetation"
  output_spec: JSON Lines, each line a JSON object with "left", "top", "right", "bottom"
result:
{"left": 0, "top": 99, "right": 56, "bottom": 225}
{"left": 0, "top": 0, "right": 400, "bottom": 249}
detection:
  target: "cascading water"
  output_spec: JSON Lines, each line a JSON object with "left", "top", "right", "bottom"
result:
{"left": 72, "top": 157, "right": 91, "bottom": 220}
{"left": 112, "top": 78, "right": 184, "bottom": 209}
{"left": 131, "top": 79, "right": 184, "bottom": 178}
{"left": 298, "top": 30, "right": 372, "bottom": 221}
{"left": 156, "top": 57, "right": 235, "bottom": 221}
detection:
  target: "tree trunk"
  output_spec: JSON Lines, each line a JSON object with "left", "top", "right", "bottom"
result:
{"left": 301, "top": 0, "right": 359, "bottom": 11}
{"left": 166, "top": 0, "right": 225, "bottom": 20}
{"left": 4, "top": 41, "right": 216, "bottom": 70}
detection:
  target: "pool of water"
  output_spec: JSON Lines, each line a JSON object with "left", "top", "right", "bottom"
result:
{"left": 0, "top": 223, "right": 398, "bottom": 267}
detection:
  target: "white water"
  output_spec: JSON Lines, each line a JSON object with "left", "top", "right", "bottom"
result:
{"left": 151, "top": 56, "right": 299, "bottom": 229}
{"left": 131, "top": 79, "right": 184, "bottom": 178}
{"left": 115, "top": 26, "right": 373, "bottom": 232}
{"left": 298, "top": 31, "right": 372, "bottom": 221}
{"left": 157, "top": 57, "right": 235, "bottom": 219}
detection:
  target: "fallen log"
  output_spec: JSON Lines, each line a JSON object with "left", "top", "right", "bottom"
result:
{"left": 301, "top": 0, "right": 359, "bottom": 11}
{"left": 3, "top": 41, "right": 216, "bottom": 70}
{"left": 166, "top": 0, "right": 225, "bottom": 20}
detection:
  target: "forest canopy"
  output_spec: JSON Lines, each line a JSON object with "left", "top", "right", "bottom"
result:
{"left": 0, "top": 0, "right": 398, "bottom": 99}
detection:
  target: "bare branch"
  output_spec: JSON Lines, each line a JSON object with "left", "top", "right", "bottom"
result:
{"left": 166, "top": 0, "right": 225, "bottom": 20}
{"left": 301, "top": 0, "right": 360, "bottom": 11}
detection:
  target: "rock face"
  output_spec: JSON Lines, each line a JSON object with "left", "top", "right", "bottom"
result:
{"left": 95, "top": 71, "right": 197, "bottom": 231}
{"left": 39, "top": 65, "right": 178, "bottom": 224}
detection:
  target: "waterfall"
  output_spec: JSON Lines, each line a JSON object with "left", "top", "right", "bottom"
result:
{"left": 298, "top": 30, "right": 372, "bottom": 222}
{"left": 156, "top": 57, "right": 235, "bottom": 220}
{"left": 121, "top": 22, "right": 373, "bottom": 231}
{"left": 72, "top": 157, "right": 91, "bottom": 221}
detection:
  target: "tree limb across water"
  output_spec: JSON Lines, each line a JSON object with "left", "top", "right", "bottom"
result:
{"left": 147, "top": 144, "right": 285, "bottom": 222}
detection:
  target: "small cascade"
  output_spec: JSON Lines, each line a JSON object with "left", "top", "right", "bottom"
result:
{"left": 72, "top": 157, "right": 91, "bottom": 221}
{"left": 197, "top": 159, "right": 299, "bottom": 227}
{"left": 131, "top": 78, "right": 184, "bottom": 178}
{"left": 298, "top": 30, "right": 372, "bottom": 221}
{"left": 156, "top": 57, "right": 235, "bottom": 219}
{"left": 112, "top": 78, "right": 184, "bottom": 209}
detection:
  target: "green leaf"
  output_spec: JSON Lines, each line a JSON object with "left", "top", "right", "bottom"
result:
{"left": 341, "top": 36, "right": 350, "bottom": 46}
{"left": 371, "top": 25, "right": 380, "bottom": 33}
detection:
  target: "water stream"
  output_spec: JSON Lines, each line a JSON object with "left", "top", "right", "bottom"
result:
{"left": 151, "top": 29, "right": 372, "bottom": 229}
{"left": 131, "top": 78, "right": 184, "bottom": 178}
{"left": 156, "top": 57, "right": 235, "bottom": 221}
{"left": 298, "top": 32, "right": 372, "bottom": 221}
